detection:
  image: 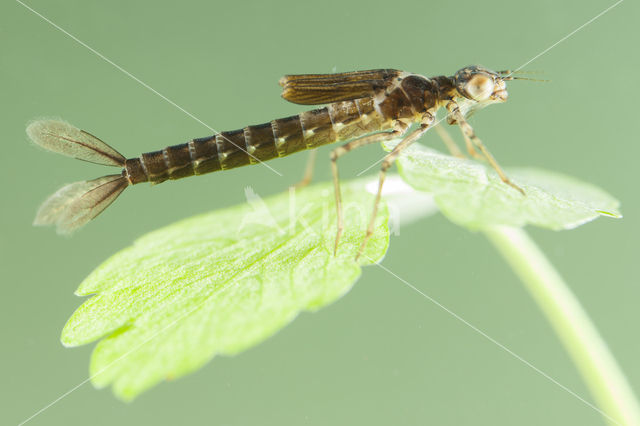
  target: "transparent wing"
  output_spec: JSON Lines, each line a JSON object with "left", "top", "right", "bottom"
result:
{"left": 27, "top": 120, "right": 125, "bottom": 166}
{"left": 34, "top": 175, "right": 129, "bottom": 234}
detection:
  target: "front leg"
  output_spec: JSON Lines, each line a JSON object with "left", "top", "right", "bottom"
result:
{"left": 460, "top": 130, "right": 483, "bottom": 159}
{"left": 434, "top": 124, "right": 465, "bottom": 159}
{"left": 446, "top": 101, "right": 525, "bottom": 195}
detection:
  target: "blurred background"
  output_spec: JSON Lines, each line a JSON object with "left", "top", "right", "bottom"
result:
{"left": 1, "top": 0, "right": 638, "bottom": 424}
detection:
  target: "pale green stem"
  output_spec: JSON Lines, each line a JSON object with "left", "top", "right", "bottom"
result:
{"left": 484, "top": 226, "right": 640, "bottom": 426}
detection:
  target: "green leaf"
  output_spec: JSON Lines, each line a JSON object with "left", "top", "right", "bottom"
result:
{"left": 61, "top": 180, "right": 389, "bottom": 401}
{"left": 383, "top": 140, "right": 621, "bottom": 230}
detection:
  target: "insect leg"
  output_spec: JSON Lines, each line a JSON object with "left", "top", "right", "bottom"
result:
{"left": 331, "top": 122, "right": 408, "bottom": 255}
{"left": 292, "top": 149, "right": 318, "bottom": 189}
{"left": 356, "top": 113, "right": 435, "bottom": 261}
{"left": 460, "top": 130, "right": 483, "bottom": 159}
{"left": 447, "top": 101, "right": 525, "bottom": 195}
{"left": 434, "top": 124, "right": 465, "bottom": 158}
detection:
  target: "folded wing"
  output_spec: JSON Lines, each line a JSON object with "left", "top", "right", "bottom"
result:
{"left": 279, "top": 69, "right": 400, "bottom": 105}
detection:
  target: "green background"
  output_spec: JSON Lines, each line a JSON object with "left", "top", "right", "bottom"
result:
{"left": 2, "top": 0, "right": 638, "bottom": 424}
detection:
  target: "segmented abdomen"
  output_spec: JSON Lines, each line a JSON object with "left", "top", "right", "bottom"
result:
{"left": 124, "top": 97, "right": 394, "bottom": 185}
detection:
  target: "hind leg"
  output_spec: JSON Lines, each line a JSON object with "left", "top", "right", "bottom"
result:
{"left": 331, "top": 122, "right": 408, "bottom": 255}
{"left": 356, "top": 113, "right": 434, "bottom": 261}
{"left": 292, "top": 149, "right": 318, "bottom": 189}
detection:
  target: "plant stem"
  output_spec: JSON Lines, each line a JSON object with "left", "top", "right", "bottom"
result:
{"left": 483, "top": 226, "right": 640, "bottom": 426}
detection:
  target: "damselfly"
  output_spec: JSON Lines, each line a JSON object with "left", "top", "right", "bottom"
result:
{"left": 29, "top": 65, "right": 538, "bottom": 259}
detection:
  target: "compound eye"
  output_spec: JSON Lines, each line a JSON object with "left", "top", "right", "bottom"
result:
{"left": 465, "top": 74, "right": 494, "bottom": 100}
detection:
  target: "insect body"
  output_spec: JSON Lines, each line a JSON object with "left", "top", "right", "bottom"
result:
{"left": 29, "top": 65, "right": 526, "bottom": 259}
